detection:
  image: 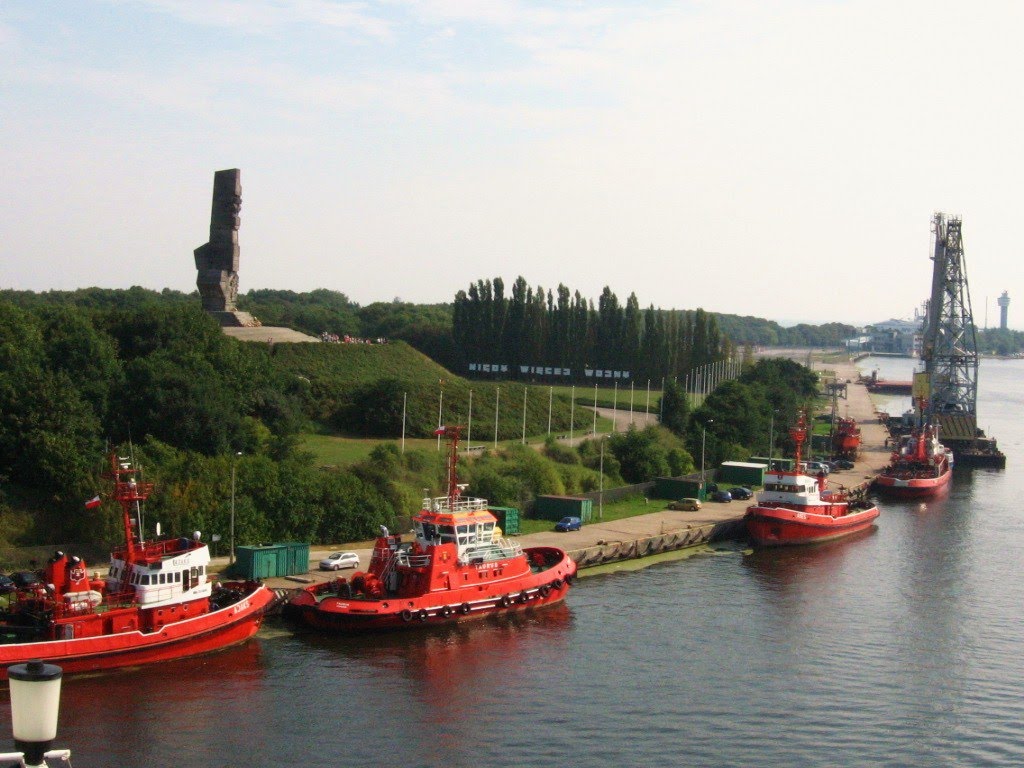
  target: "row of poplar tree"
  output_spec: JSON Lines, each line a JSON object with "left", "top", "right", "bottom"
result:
{"left": 452, "top": 277, "right": 734, "bottom": 383}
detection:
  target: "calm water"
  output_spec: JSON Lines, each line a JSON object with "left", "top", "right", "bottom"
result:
{"left": 8, "top": 358, "right": 1024, "bottom": 767}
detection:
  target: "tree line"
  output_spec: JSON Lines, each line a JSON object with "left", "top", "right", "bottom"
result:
{"left": 453, "top": 277, "right": 734, "bottom": 383}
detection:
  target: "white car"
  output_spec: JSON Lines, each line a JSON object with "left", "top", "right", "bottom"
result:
{"left": 319, "top": 551, "right": 360, "bottom": 571}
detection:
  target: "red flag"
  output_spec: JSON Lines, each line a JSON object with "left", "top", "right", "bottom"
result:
{"left": 85, "top": 495, "right": 101, "bottom": 509}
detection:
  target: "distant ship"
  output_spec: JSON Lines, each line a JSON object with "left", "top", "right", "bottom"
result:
{"left": 874, "top": 421, "right": 952, "bottom": 499}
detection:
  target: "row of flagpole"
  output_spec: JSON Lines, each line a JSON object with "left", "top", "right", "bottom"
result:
{"left": 398, "top": 358, "right": 741, "bottom": 452}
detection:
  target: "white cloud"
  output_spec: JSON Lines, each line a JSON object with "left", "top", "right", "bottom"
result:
{"left": 102, "top": 0, "right": 394, "bottom": 39}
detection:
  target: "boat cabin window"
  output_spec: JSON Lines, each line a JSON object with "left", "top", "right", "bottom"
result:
{"left": 419, "top": 522, "right": 438, "bottom": 542}
{"left": 439, "top": 525, "right": 457, "bottom": 544}
{"left": 174, "top": 571, "right": 180, "bottom": 582}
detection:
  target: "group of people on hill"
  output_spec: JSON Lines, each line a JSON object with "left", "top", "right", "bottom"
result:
{"left": 319, "top": 332, "right": 388, "bottom": 345}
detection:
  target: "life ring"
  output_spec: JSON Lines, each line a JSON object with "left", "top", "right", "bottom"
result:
{"left": 417, "top": 609, "right": 428, "bottom": 622}
{"left": 499, "top": 594, "right": 511, "bottom": 608}
{"left": 400, "top": 609, "right": 413, "bottom": 622}
{"left": 440, "top": 605, "right": 453, "bottom": 618}
{"left": 460, "top": 603, "right": 471, "bottom": 615}
{"left": 539, "top": 585, "right": 551, "bottom": 598}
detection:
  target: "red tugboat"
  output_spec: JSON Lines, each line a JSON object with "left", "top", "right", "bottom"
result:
{"left": 0, "top": 453, "right": 276, "bottom": 678}
{"left": 287, "top": 426, "right": 577, "bottom": 632}
{"left": 745, "top": 413, "right": 880, "bottom": 546}
{"left": 874, "top": 418, "right": 952, "bottom": 499}
{"left": 832, "top": 417, "right": 861, "bottom": 459}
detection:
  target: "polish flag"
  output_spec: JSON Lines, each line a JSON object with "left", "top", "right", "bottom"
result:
{"left": 434, "top": 426, "right": 446, "bottom": 435}
{"left": 85, "top": 495, "right": 101, "bottom": 509}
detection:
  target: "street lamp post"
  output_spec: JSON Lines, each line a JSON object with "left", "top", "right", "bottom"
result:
{"left": 230, "top": 451, "right": 241, "bottom": 565}
{"left": 599, "top": 437, "right": 606, "bottom": 520}
{"left": 701, "top": 420, "right": 714, "bottom": 497}
{"left": 7, "top": 660, "right": 68, "bottom": 768}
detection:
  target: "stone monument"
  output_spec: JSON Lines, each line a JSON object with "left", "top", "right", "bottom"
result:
{"left": 194, "top": 168, "right": 258, "bottom": 327}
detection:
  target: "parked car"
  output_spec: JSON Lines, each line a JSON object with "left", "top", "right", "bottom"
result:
{"left": 0, "top": 574, "right": 15, "bottom": 594}
{"left": 668, "top": 498, "right": 702, "bottom": 511}
{"left": 10, "top": 571, "right": 41, "bottom": 589}
{"left": 555, "top": 516, "right": 582, "bottom": 532}
{"left": 319, "top": 551, "right": 360, "bottom": 571}
{"left": 832, "top": 459, "right": 855, "bottom": 470}
{"left": 710, "top": 490, "right": 732, "bottom": 503}
{"left": 804, "top": 461, "right": 830, "bottom": 475}
{"left": 728, "top": 486, "right": 752, "bottom": 500}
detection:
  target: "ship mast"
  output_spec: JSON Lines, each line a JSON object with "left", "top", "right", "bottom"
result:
{"left": 109, "top": 453, "right": 153, "bottom": 563}
{"left": 439, "top": 425, "right": 464, "bottom": 507}
{"left": 790, "top": 412, "right": 807, "bottom": 472}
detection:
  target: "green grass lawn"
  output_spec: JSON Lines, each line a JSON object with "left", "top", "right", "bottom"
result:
{"left": 547, "top": 384, "right": 663, "bottom": 413}
{"left": 300, "top": 417, "right": 620, "bottom": 468}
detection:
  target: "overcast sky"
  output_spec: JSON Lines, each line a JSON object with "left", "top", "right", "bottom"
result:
{"left": 2, "top": 1, "right": 1021, "bottom": 328}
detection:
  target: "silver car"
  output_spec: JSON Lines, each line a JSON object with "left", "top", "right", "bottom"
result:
{"left": 319, "top": 551, "right": 360, "bottom": 570}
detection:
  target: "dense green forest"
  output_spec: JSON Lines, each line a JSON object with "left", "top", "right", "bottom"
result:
{"left": 452, "top": 278, "right": 732, "bottom": 382}
{"left": 0, "top": 286, "right": 835, "bottom": 558}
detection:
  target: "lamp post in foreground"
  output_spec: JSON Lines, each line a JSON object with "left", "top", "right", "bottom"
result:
{"left": 6, "top": 660, "right": 69, "bottom": 767}
{"left": 701, "top": 419, "right": 714, "bottom": 497}
{"left": 230, "top": 451, "right": 241, "bottom": 565}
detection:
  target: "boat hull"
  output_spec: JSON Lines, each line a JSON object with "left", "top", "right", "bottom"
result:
{"left": 873, "top": 467, "right": 952, "bottom": 499}
{"left": 745, "top": 504, "right": 880, "bottom": 546}
{"left": 0, "top": 583, "right": 276, "bottom": 679}
{"left": 287, "top": 547, "right": 576, "bottom": 633}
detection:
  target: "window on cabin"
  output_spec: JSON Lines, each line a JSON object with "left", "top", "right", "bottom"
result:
{"left": 174, "top": 572, "right": 180, "bottom": 583}
{"left": 439, "top": 525, "right": 457, "bottom": 544}
{"left": 159, "top": 574, "right": 165, "bottom": 584}
{"left": 141, "top": 574, "right": 150, "bottom": 585}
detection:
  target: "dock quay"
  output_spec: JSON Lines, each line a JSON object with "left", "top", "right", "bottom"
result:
{"left": 255, "top": 358, "right": 893, "bottom": 593}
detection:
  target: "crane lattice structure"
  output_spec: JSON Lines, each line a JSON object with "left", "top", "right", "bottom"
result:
{"left": 922, "top": 213, "right": 978, "bottom": 417}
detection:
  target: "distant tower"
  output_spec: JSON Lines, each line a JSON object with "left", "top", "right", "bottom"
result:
{"left": 998, "top": 291, "right": 1010, "bottom": 330}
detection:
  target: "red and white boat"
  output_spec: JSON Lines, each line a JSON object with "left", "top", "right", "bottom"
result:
{"left": 832, "top": 417, "right": 860, "bottom": 459}
{"left": 287, "top": 426, "right": 577, "bottom": 632}
{"left": 0, "top": 454, "right": 276, "bottom": 678}
{"left": 874, "top": 420, "right": 953, "bottom": 499}
{"left": 745, "top": 413, "right": 880, "bottom": 546}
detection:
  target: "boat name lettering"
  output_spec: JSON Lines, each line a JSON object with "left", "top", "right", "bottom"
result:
{"left": 232, "top": 599, "right": 250, "bottom": 614}
{"left": 795, "top": 512, "right": 807, "bottom": 520}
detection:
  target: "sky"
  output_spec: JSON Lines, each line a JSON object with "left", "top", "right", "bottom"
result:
{"left": 2, "top": 0, "right": 1023, "bottom": 328}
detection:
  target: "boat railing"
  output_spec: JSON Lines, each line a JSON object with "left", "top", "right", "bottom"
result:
{"left": 459, "top": 538, "right": 523, "bottom": 564}
{"left": 421, "top": 495, "right": 490, "bottom": 513}
{"left": 394, "top": 550, "right": 432, "bottom": 568}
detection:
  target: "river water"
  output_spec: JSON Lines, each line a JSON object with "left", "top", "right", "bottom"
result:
{"left": 9, "top": 357, "right": 1024, "bottom": 767}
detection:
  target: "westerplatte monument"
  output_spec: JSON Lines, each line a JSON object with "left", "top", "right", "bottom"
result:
{"left": 194, "top": 168, "right": 259, "bottom": 327}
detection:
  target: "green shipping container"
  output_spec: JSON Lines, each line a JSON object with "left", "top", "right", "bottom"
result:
{"left": 749, "top": 456, "right": 794, "bottom": 471}
{"left": 278, "top": 542, "right": 311, "bottom": 575}
{"left": 534, "top": 496, "right": 594, "bottom": 523}
{"left": 489, "top": 507, "right": 521, "bottom": 535}
{"left": 718, "top": 462, "right": 766, "bottom": 487}
{"left": 231, "top": 542, "right": 311, "bottom": 579}
{"left": 654, "top": 477, "right": 704, "bottom": 500}
{"left": 233, "top": 545, "right": 284, "bottom": 580}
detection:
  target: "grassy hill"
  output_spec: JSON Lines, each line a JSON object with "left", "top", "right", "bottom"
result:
{"left": 255, "top": 340, "right": 596, "bottom": 443}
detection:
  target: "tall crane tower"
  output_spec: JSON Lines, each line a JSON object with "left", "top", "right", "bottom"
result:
{"left": 920, "top": 213, "right": 1004, "bottom": 467}
{"left": 922, "top": 213, "right": 978, "bottom": 416}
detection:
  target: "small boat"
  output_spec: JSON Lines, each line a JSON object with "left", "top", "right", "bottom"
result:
{"left": 287, "top": 426, "right": 577, "bottom": 632}
{"left": 745, "top": 413, "right": 880, "bottom": 546}
{"left": 0, "top": 454, "right": 276, "bottom": 678}
{"left": 874, "top": 420, "right": 953, "bottom": 499}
